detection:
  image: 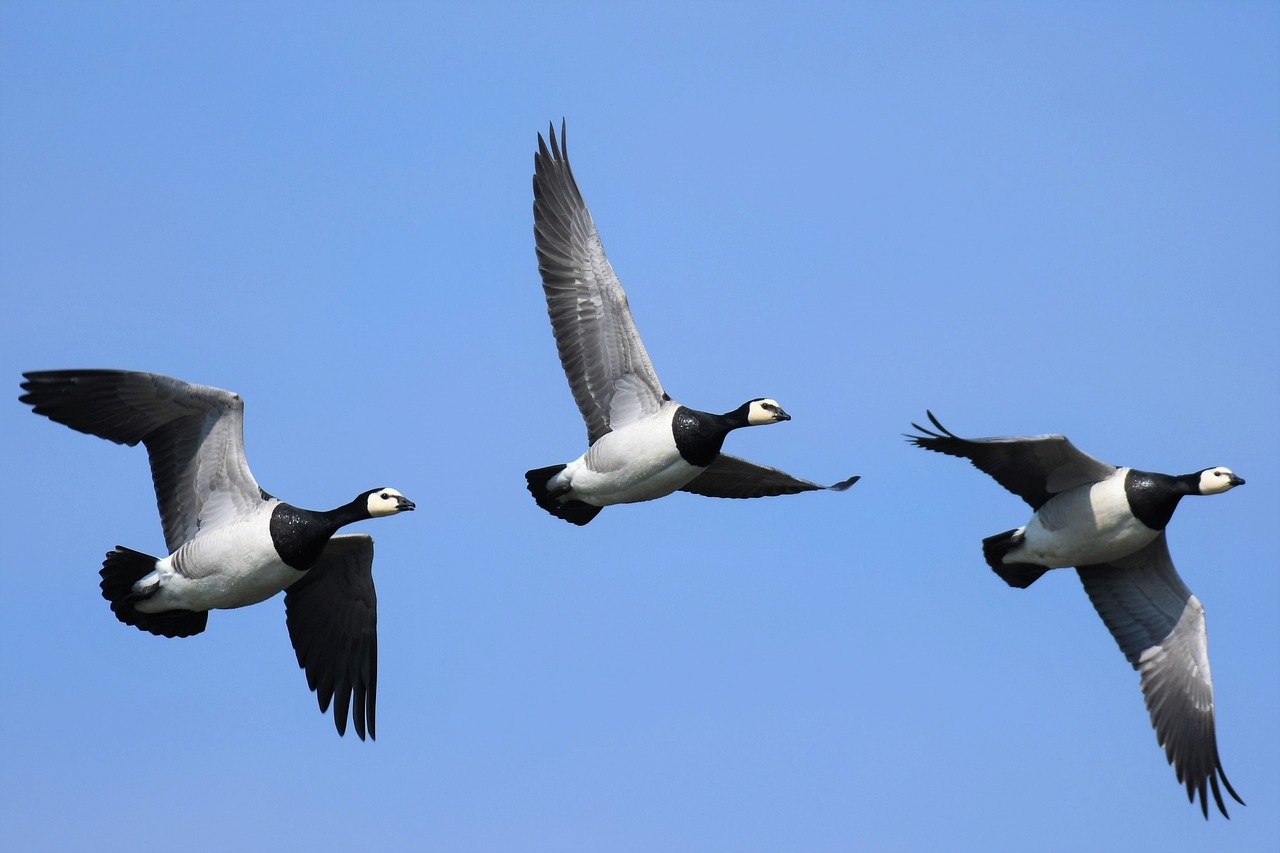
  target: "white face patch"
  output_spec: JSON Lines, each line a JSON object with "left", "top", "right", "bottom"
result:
{"left": 747, "top": 398, "right": 789, "bottom": 426}
{"left": 1198, "top": 467, "right": 1242, "bottom": 495}
{"left": 367, "top": 487, "right": 413, "bottom": 517}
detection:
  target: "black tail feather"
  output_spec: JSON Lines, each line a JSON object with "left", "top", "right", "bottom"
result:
{"left": 100, "top": 546, "right": 208, "bottom": 638}
{"left": 981, "top": 529, "right": 1049, "bottom": 589}
{"left": 525, "top": 464, "right": 602, "bottom": 526}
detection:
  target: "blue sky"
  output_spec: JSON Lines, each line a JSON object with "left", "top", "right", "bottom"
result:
{"left": 2, "top": 2, "right": 1277, "bottom": 850}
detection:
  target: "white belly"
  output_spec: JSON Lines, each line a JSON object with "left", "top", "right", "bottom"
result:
{"left": 137, "top": 515, "right": 303, "bottom": 612}
{"left": 1013, "top": 472, "right": 1158, "bottom": 567}
{"left": 554, "top": 418, "right": 701, "bottom": 506}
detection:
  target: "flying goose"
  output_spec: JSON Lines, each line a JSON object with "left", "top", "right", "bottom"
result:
{"left": 526, "top": 121, "right": 857, "bottom": 525}
{"left": 19, "top": 369, "right": 415, "bottom": 740}
{"left": 907, "top": 411, "right": 1245, "bottom": 818}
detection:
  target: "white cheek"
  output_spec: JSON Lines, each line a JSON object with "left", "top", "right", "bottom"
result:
{"left": 747, "top": 400, "right": 777, "bottom": 426}
{"left": 1198, "top": 469, "right": 1231, "bottom": 495}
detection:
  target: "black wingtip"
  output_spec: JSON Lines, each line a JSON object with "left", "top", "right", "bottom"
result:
{"left": 539, "top": 118, "right": 568, "bottom": 162}
{"left": 829, "top": 475, "right": 860, "bottom": 491}
{"left": 905, "top": 410, "right": 946, "bottom": 444}
{"left": 1200, "top": 758, "right": 1245, "bottom": 819}
{"left": 1219, "top": 765, "right": 1245, "bottom": 808}
{"left": 536, "top": 119, "right": 570, "bottom": 174}
{"left": 905, "top": 411, "right": 978, "bottom": 459}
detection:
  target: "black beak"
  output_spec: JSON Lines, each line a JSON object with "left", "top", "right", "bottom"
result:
{"left": 774, "top": 408, "right": 791, "bottom": 422}
{"left": 398, "top": 497, "right": 417, "bottom": 511}
{"left": 1229, "top": 474, "right": 1246, "bottom": 487}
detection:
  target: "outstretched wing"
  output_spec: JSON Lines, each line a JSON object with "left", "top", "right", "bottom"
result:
{"left": 533, "top": 120, "right": 667, "bottom": 445}
{"left": 284, "top": 533, "right": 379, "bottom": 741}
{"left": 906, "top": 410, "right": 1116, "bottom": 509}
{"left": 680, "top": 453, "right": 859, "bottom": 499}
{"left": 20, "top": 369, "right": 265, "bottom": 552}
{"left": 1077, "top": 534, "right": 1243, "bottom": 819}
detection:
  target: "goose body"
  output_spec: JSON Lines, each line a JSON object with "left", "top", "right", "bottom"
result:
{"left": 907, "top": 411, "right": 1246, "bottom": 818}
{"left": 526, "top": 122, "right": 856, "bottom": 525}
{"left": 19, "top": 369, "right": 414, "bottom": 739}
{"left": 1008, "top": 468, "right": 1162, "bottom": 568}
{"left": 137, "top": 506, "right": 288, "bottom": 612}
{"left": 552, "top": 402, "right": 704, "bottom": 506}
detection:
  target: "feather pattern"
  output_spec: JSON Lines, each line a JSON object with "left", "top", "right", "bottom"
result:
{"left": 907, "top": 410, "right": 1116, "bottom": 509}
{"left": 533, "top": 120, "right": 666, "bottom": 445}
{"left": 908, "top": 411, "right": 1244, "bottom": 818}
{"left": 681, "top": 454, "right": 859, "bottom": 499}
{"left": 1078, "top": 535, "right": 1242, "bottom": 818}
{"left": 19, "top": 369, "right": 264, "bottom": 552}
{"left": 20, "top": 369, "right": 412, "bottom": 740}
{"left": 285, "top": 534, "right": 379, "bottom": 741}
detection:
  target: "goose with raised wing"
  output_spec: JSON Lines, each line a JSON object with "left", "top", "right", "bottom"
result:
{"left": 526, "top": 122, "right": 857, "bottom": 525}
{"left": 20, "top": 369, "right": 415, "bottom": 740}
{"left": 907, "top": 411, "right": 1245, "bottom": 818}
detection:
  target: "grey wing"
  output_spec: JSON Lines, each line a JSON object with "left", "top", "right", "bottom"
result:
{"left": 533, "top": 121, "right": 667, "bottom": 445}
{"left": 906, "top": 411, "right": 1116, "bottom": 509}
{"left": 283, "top": 533, "right": 378, "bottom": 741}
{"left": 680, "top": 453, "right": 860, "bottom": 499}
{"left": 19, "top": 369, "right": 265, "bottom": 552}
{"left": 1077, "top": 533, "right": 1243, "bottom": 818}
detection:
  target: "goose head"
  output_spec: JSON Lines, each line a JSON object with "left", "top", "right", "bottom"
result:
{"left": 1196, "top": 467, "right": 1245, "bottom": 496}
{"left": 744, "top": 398, "right": 791, "bottom": 426}
{"left": 363, "top": 487, "right": 417, "bottom": 517}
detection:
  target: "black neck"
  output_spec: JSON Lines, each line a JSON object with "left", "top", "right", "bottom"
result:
{"left": 269, "top": 497, "right": 370, "bottom": 570}
{"left": 671, "top": 404, "right": 752, "bottom": 467}
{"left": 1124, "top": 469, "right": 1195, "bottom": 530}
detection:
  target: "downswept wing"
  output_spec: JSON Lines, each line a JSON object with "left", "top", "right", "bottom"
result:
{"left": 1077, "top": 534, "right": 1243, "bottom": 818}
{"left": 681, "top": 453, "right": 860, "bottom": 499}
{"left": 906, "top": 411, "right": 1116, "bottom": 509}
{"left": 284, "top": 533, "right": 378, "bottom": 741}
{"left": 533, "top": 121, "right": 667, "bottom": 445}
{"left": 20, "top": 370, "right": 265, "bottom": 552}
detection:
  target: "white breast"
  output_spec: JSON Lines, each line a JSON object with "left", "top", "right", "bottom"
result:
{"left": 137, "top": 507, "right": 302, "bottom": 612}
{"left": 556, "top": 412, "right": 701, "bottom": 506}
{"left": 1016, "top": 468, "right": 1159, "bottom": 567}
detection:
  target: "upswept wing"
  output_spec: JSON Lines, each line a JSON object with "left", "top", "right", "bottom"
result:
{"left": 20, "top": 370, "right": 265, "bottom": 552}
{"left": 284, "top": 533, "right": 378, "bottom": 741}
{"left": 906, "top": 411, "right": 1116, "bottom": 509}
{"left": 533, "top": 121, "right": 666, "bottom": 445}
{"left": 680, "top": 453, "right": 860, "bottom": 499}
{"left": 1077, "top": 534, "right": 1242, "bottom": 819}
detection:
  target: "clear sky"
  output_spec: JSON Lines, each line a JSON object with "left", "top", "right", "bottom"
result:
{"left": 2, "top": 2, "right": 1277, "bottom": 851}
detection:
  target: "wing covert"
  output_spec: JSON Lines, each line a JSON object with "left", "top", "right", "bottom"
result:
{"left": 906, "top": 411, "right": 1116, "bottom": 509}
{"left": 1077, "top": 535, "right": 1243, "bottom": 818}
{"left": 20, "top": 370, "right": 264, "bottom": 551}
{"left": 533, "top": 121, "right": 666, "bottom": 444}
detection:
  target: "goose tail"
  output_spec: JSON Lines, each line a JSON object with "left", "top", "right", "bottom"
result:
{"left": 981, "top": 530, "right": 1050, "bottom": 589}
{"left": 525, "top": 465, "right": 602, "bottom": 526}
{"left": 100, "top": 547, "right": 208, "bottom": 638}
